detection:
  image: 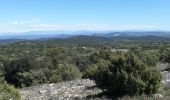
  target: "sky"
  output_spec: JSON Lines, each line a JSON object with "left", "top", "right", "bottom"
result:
{"left": 0, "top": 0, "right": 170, "bottom": 33}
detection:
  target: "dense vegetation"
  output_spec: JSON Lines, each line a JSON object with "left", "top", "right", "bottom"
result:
{"left": 84, "top": 51, "right": 161, "bottom": 97}
{"left": 0, "top": 35, "right": 170, "bottom": 99}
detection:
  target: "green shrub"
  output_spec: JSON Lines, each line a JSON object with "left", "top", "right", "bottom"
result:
{"left": 160, "top": 48, "right": 170, "bottom": 63}
{"left": 4, "top": 58, "right": 41, "bottom": 87}
{"left": 82, "top": 60, "right": 110, "bottom": 79}
{"left": 89, "top": 53, "right": 161, "bottom": 97}
{"left": 137, "top": 50, "right": 160, "bottom": 66}
{"left": 4, "top": 57, "right": 82, "bottom": 87}
{"left": 0, "top": 82, "right": 20, "bottom": 100}
{"left": 50, "top": 63, "right": 82, "bottom": 83}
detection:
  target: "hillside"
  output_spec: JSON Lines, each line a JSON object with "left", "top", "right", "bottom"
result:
{"left": 0, "top": 35, "right": 170, "bottom": 100}
{"left": 20, "top": 66, "right": 170, "bottom": 100}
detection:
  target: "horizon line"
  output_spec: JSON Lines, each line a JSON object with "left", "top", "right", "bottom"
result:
{"left": 0, "top": 30, "right": 170, "bottom": 34}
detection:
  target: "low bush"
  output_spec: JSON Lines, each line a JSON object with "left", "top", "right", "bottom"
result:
{"left": 86, "top": 52, "right": 161, "bottom": 97}
{"left": 0, "top": 82, "right": 20, "bottom": 100}
{"left": 49, "top": 63, "right": 82, "bottom": 83}
{"left": 4, "top": 57, "right": 82, "bottom": 87}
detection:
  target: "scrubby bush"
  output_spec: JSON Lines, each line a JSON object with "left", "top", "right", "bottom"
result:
{"left": 49, "top": 63, "right": 82, "bottom": 83}
{"left": 4, "top": 57, "right": 37, "bottom": 87}
{"left": 137, "top": 50, "right": 160, "bottom": 66}
{"left": 160, "top": 48, "right": 170, "bottom": 63}
{"left": 0, "top": 82, "right": 20, "bottom": 100}
{"left": 86, "top": 52, "right": 161, "bottom": 97}
{"left": 4, "top": 57, "right": 82, "bottom": 87}
{"left": 82, "top": 59, "right": 110, "bottom": 79}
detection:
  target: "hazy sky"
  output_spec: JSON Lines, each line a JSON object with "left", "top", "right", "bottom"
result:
{"left": 0, "top": 0, "right": 170, "bottom": 33}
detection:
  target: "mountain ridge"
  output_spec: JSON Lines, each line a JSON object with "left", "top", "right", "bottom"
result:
{"left": 0, "top": 31, "right": 170, "bottom": 40}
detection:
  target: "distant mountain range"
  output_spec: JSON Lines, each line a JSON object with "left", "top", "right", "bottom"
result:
{"left": 93, "top": 31, "right": 170, "bottom": 38}
{"left": 0, "top": 30, "right": 170, "bottom": 40}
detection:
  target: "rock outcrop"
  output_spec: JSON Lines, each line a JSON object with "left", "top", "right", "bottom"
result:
{"left": 20, "top": 79, "right": 102, "bottom": 100}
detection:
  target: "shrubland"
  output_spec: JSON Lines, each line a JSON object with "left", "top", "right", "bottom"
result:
{"left": 0, "top": 36, "right": 170, "bottom": 99}
{"left": 83, "top": 51, "right": 161, "bottom": 97}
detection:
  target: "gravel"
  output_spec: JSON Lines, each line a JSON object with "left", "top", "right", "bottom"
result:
{"left": 20, "top": 79, "right": 102, "bottom": 100}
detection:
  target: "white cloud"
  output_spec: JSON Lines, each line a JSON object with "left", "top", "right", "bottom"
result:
{"left": 29, "top": 23, "right": 158, "bottom": 30}
{"left": 11, "top": 18, "right": 41, "bottom": 25}
{"left": 120, "top": 24, "right": 157, "bottom": 29}
{"left": 30, "top": 24, "right": 61, "bottom": 28}
{"left": 0, "top": 21, "right": 159, "bottom": 33}
{"left": 13, "top": 21, "right": 24, "bottom": 25}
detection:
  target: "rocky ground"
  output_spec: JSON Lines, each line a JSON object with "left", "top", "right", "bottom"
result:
{"left": 157, "top": 63, "right": 170, "bottom": 84}
{"left": 155, "top": 63, "right": 170, "bottom": 100}
{"left": 20, "top": 79, "right": 102, "bottom": 100}
{"left": 20, "top": 63, "right": 170, "bottom": 100}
